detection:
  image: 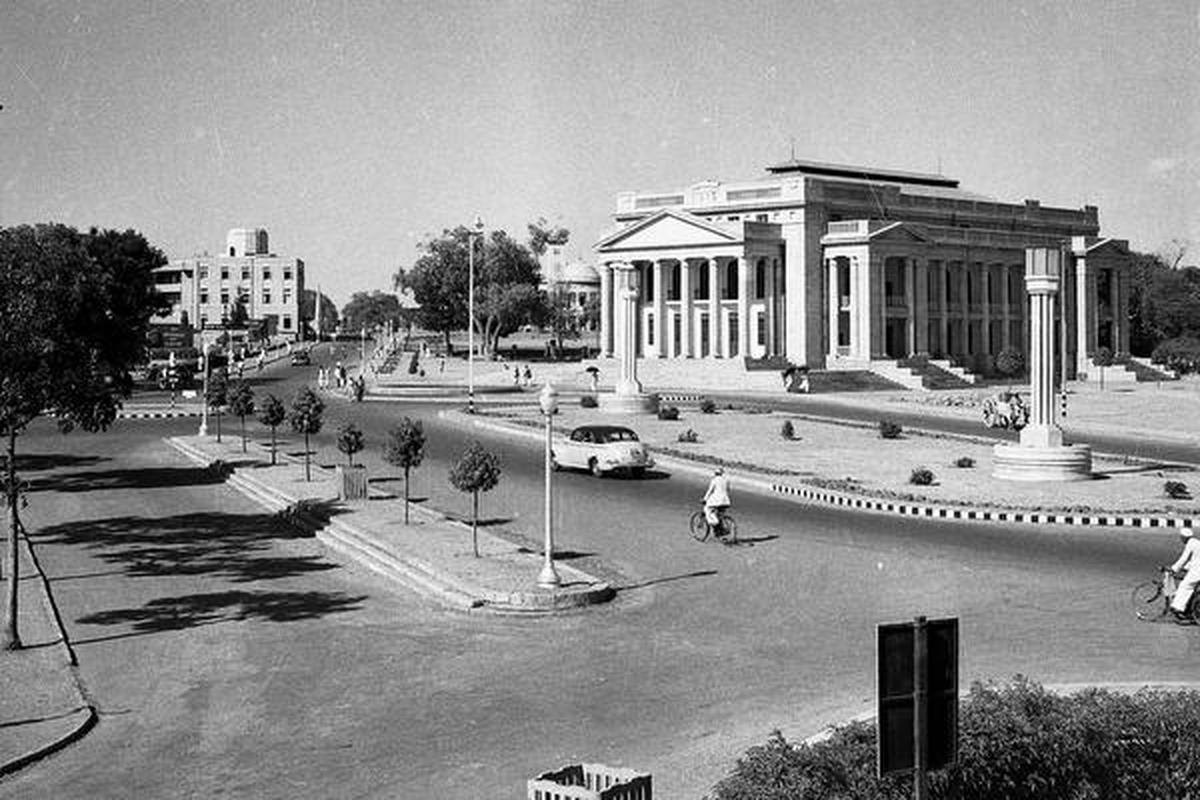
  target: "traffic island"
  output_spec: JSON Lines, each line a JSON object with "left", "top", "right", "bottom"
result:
{"left": 164, "top": 436, "right": 614, "bottom": 613}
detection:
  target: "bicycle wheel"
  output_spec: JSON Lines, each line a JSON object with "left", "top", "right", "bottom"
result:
{"left": 1131, "top": 581, "right": 1164, "bottom": 621}
{"left": 689, "top": 511, "right": 710, "bottom": 542}
{"left": 722, "top": 515, "right": 738, "bottom": 545}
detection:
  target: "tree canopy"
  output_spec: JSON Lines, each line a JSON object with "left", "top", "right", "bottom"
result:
{"left": 395, "top": 222, "right": 552, "bottom": 355}
{"left": 340, "top": 290, "right": 403, "bottom": 334}
{"left": 2, "top": 223, "right": 168, "bottom": 650}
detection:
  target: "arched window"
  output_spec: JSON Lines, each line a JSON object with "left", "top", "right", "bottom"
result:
{"left": 725, "top": 261, "right": 738, "bottom": 299}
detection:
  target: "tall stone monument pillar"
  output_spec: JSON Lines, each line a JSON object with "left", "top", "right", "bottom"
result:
{"left": 993, "top": 248, "right": 1091, "bottom": 481}
{"left": 600, "top": 262, "right": 658, "bottom": 414}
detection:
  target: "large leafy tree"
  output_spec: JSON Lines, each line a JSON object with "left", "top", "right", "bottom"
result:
{"left": 1128, "top": 250, "right": 1200, "bottom": 356}
{"left": 395, "top": 223, "right": 548, "bottom": 357}
{"left": 340, "top": 290, "right": 403, "bottom": 335}
{"left": 1, "top": 224, "right": 167, "bottom": 650}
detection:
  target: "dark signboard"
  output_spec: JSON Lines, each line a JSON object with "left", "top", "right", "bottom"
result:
{"left": 877, "top": 617, "right": 958, "bottom": 776}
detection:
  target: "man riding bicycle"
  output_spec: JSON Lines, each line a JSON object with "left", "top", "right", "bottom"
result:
{"left": 1170, "top": 527, "right": 1200, "bottom": 623}
{"left": 703, "top": 467, "right": 731, "bottom": 537}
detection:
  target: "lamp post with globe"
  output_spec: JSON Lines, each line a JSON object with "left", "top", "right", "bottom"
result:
{"left": 467, "top": 216, "right": 484, "bottom": 414}
{"left": 537, "top": 383, "right": 560, "bottom": 587}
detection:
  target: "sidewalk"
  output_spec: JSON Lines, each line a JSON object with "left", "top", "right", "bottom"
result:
{"left": 164, "top": 437, "right": 614, "bottom": 613}
{"left": 0, "top": 526, "right": 96, "bottom": 778}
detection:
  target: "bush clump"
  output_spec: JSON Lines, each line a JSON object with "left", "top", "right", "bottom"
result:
{"left": 909, "top": 466, "right": 935, "bottom": 485}
{"left": 711, "top": 677, "right": 1200, "bottom": 800}
{"left": 955, "top": 456, "right": 976, "bottom": 468}
{"left": 657, "top": 405, "right": 680, "bottom": 421}
{"left": 1165, "top": 480, "right": 1191, "bottom": 500}
{"left": 579, "top": 394, "right": 598, "bottom": 408}
{"left": 781, "top": 420, "right": 796, "bottom": 440}
{"left": 677, "top": 428, "right": 699, "bottom": 443}
{"left": 699, "top": 397, "right": 717, "bottom": 414}
{"left": 1151, "top": 336, "right": 1200, "bottom": 374}
{"left": 878, "top": 420, "right": 903, "bottom": 439}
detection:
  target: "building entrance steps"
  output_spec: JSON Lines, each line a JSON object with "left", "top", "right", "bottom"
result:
{"left": 164, "top": 436, "right": 614, "bottom": 613}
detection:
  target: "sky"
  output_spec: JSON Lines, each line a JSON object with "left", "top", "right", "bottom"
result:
{"left": 2, "top": 0, "right": 1198, "bottom": 307}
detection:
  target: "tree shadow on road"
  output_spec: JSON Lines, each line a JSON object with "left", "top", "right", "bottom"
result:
{"left": 30, "top": 463, "right": 256, "bottom": 493}
{"left": 72, "top": 588, "right": 366, "bottom": 644}
{"left": 14, "top": 453, "right": 110, "bottom": 472}
{"left": 29, "top": 510, "right": 340, "bottom": 584}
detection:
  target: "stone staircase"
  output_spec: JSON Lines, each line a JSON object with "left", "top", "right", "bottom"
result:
{"left": 1124, "top": 356, "right": 1178, "bottom": 382}
{"left": 893, "top": 356, "right": 979, "bottom": 390}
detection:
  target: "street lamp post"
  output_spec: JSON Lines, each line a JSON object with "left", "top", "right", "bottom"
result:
{"left": 467, "top": 215, "right": 484, "bottom": 414}
{"left": 537, "top": 383, "right": 561, "bottom": 587}
{"left": 198, "top": 340, "right": 211, "bottom": 436}
{"left": 360, "top": 325, "right": 366, "bottom": 377}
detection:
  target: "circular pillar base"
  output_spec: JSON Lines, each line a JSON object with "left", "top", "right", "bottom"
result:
{"left": 992, "top": 443, "right": 1093, "bottom": 482}
{"left": 597, "top": 392, "right": 660, "bottom": 415}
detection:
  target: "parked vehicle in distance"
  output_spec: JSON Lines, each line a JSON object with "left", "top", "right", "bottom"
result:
{"left": 553, "top": 425, "right": 654, "bottom": 478}
{"left": 290, "top": 349, "right": 311, "bottom": 366}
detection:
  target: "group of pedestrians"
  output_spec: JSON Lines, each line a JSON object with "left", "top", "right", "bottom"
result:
{"left": 512, "top": 364, "right": 534, "bottom": 387}
{"left": 317, "top": 361, "right": 349, "bottom": 390}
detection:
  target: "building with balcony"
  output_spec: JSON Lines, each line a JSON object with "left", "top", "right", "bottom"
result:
{"left": 538, "top": 241, "right": 601, "bottom": 330}
{"left": 593, "top": 159, "right": 1133, "bottom": 383}
{"left": 154, "top": 228, "right": 306, "bottom": 341}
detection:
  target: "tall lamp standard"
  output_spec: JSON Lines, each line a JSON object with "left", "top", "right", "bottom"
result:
{"left": 537, "top": 383, "right": 561, "bottom": 587}
{"left": 467, "top": 215, "right": 484, "bottom": 414}
{"left": 198, "top": 339, "right": 212, "bottom": 436}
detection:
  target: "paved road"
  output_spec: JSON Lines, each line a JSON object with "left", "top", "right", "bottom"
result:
{"left": 6, "top": 355, "right": 1199, "bottom": 799}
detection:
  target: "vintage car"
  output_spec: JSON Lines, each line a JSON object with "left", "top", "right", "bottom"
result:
{"left": 553, "top": 425, "right": 654, "bottom": 478}
{"left": 290, "top": 349, "right": 312, "bottom": 366}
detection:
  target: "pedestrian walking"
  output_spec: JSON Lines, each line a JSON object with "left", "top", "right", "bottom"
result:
{"left": 513, "top": 365, "right": 521, "bottom": 386}
{"left": 522, "top": 365, "right": 532, "bottom": 387}
{"left": 438, "top": 354, "right": 445, "bottom": 373}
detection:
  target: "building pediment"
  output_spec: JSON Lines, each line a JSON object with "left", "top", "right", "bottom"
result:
{"left": 595, "top": 209, "right": 739, "bottom": 252}
{"left": 1072, "top": 236, "right": 1130, "bottom": 258}
{"left": 821, "top": 220, "right": 931, "bottom": 246}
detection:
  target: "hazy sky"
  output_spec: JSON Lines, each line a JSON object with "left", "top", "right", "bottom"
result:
{"left": 3, "top": 0, "right": 1197, "bottom": 306}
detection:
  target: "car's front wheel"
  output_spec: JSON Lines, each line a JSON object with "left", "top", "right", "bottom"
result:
{"left": 589, "top": 458, "right": 605, "bottom": 478}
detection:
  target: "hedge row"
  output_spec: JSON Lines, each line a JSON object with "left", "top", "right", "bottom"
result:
{"left": 710, "top": 677, "right": 1200, "bottom": 800}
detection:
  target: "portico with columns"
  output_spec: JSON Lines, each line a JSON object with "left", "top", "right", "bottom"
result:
{"left": 595, "top": 209, "right": 786, "bottom": 363}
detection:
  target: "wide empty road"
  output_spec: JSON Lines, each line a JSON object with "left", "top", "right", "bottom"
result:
{"left": 5, "top": 356, "right": 1197, "bottom": 799}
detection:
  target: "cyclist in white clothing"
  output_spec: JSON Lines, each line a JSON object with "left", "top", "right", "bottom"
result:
{"left": 1170, "top": 527, "right": 1200, "bottom": 621}
{"left": 703, "top": 468, "right": 731, "bottom": 535}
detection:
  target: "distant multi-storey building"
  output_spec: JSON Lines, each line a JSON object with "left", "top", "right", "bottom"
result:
{"left": 154, "top": 228, "right": 305, "bottom": 340}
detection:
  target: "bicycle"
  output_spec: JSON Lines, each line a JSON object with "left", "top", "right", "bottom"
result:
{"left": 689, "top": 505, "right": 737, "bottom": 545}
{"left": 1131, "top": 567, "right": 1200, "bottom": 623}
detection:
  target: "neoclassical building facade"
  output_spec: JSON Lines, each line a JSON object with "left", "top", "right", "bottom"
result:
{"left": 594, "top": 159, "right": 1131, "bottom": 378}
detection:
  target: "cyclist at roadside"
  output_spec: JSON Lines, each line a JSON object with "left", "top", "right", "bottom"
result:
{"left": 1170, "top": 527, "right": 1200, "bottom": 622}
{"left": 703, "top": 467, "right": 731, "bottom": 537}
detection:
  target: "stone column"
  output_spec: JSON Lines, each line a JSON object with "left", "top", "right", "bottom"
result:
{"left": 913, "top": 258, "right": 929, "bottom": 355}
{"left": 1116, "top": 267, "right": 1130, "bottom": 354}
{"left": 614, "top": 263, "right": 642, "bottom": 395}
{"left": 904, "top": 257, "right": 917, "bottom": 356}
{"left": 708, "top": 257, "right": 721, "bottom": 358}
{"left": 738, "top": 256, "right": 752, "bottom": 356}
{"left": 1109, "top": 265, "right": 1124, "bottom": 355}
{"left": 827, "top": 257, "right": 840, "bottom": 360}
{"left": 599, "top": 263, "right": 614, "bottom": 358}
{"left": 1074, "top": 256, "right": 1095, "bottom": 376}
{"left": 937, "top": 263, "right": 949, "bottom": 357}
{"left": 679, "top": 258, "right": 692, "bottom": 358}
{"left": 652, "top": 259, "right": 666, "bottom": 358}
{"left": 1023, "top": 253, "right": 1062, "bottom": 447}
{"left": 765, "top": 257, "right": 777, "bottom": 356}
{"left": 956, "top": 261, "right": 969, "bottom": 356}
{"left": 1000, "top": 264, "right": 1012, "bottom": 350}
{"left": 981, "top": 264, "right": 993, "bottom": 358}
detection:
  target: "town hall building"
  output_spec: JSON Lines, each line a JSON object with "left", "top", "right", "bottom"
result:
{"left": 593, "top": 159, "right": 1134, "bottom": 385}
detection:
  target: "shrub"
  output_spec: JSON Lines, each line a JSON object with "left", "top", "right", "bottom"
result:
{"left": 955, "top": 456, "right": 976, "bottom": 468}
{"left": 781, "top": 420, "right": 796, "bottom": 440}
{"left": 448, "top": 441, "right": 502, "bottom": 558}
{"left": 1151, "top": 336, "right": 1200, "bottom": 374}
{"left": 336, "top": 423, "right": 366, "bottom": 466}
{"left": 1165, "top": 480, "right": 1191, "bottom": 500}
{"left": 878, "top": 420, "right": 902, "bottom": 439}
{"left": 699, "top": 397, "right": 717, "bottom": 414}
{"left": 909, "top": 466, "right": 934, "bottom": 485}
{"left": 384, "top": 417, "right": 426, "bottom": 524}
{"left": 677, "top": 428, "right": 699, "bottom": 443}
{"left": 657, "top": 405, "right": 680, "bottom": 421}
{"left": 712, "top": 677, "right": 1200, "bottom": 800}
{"left": 580, "top": 394, "right": 598, "bottom": 408}
{"left": 994, "top": 346, "right": 1025, "bottom": 391}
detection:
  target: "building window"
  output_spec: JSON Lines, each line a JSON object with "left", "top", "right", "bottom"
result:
{"left": 696, "top": 267, "right": 710, "bottom": 300}
{"left": 756, "top": 213, "right": 768, "bottom": 222}
{"left": 200, "top": 315, "right": 207, "bottom": 328}
{"left": 242, "top": 267, "right": 251, "bottom": 280}
{"left": 283, "top": 268, "right": 292, "bottom": 281}
{"left": 263, "top": 291, "right": 271, "bottom": 305}
{"left": 755, "top": 261, "right": 766, "bottom": 299}
{"left": 757, "top": 314, "right": 767, "bottom": 345}
{"left": 283, "top": 315, "right": 292, "bottom": 330}
{"left": 643, "top": 265, "right": 654, "bottom": 302}
{"left": 220, "top": 292, "right": 229, "bottom": 305}
{"left": 199, "top": 266, "right": 209, "bottom": 279}
{"left": 221, "top": 267, "right": 229, "bottom": 280}
{"left": 263, "top": 268, "right": 271, "bottom": 280}
{"left": 725, "top": 261, "right": 738, "bottom": 300}
{"left": 647, "top": 314, "right": 655, "bottom": 345}
{"left": 668, "top": 263, "right": 680, "bottom": 301}
{"left": 200, "top": 291, "right": 209, "bottom": 305}
{"left": 283, "top": 289, "right": 292, "bottom": 304}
